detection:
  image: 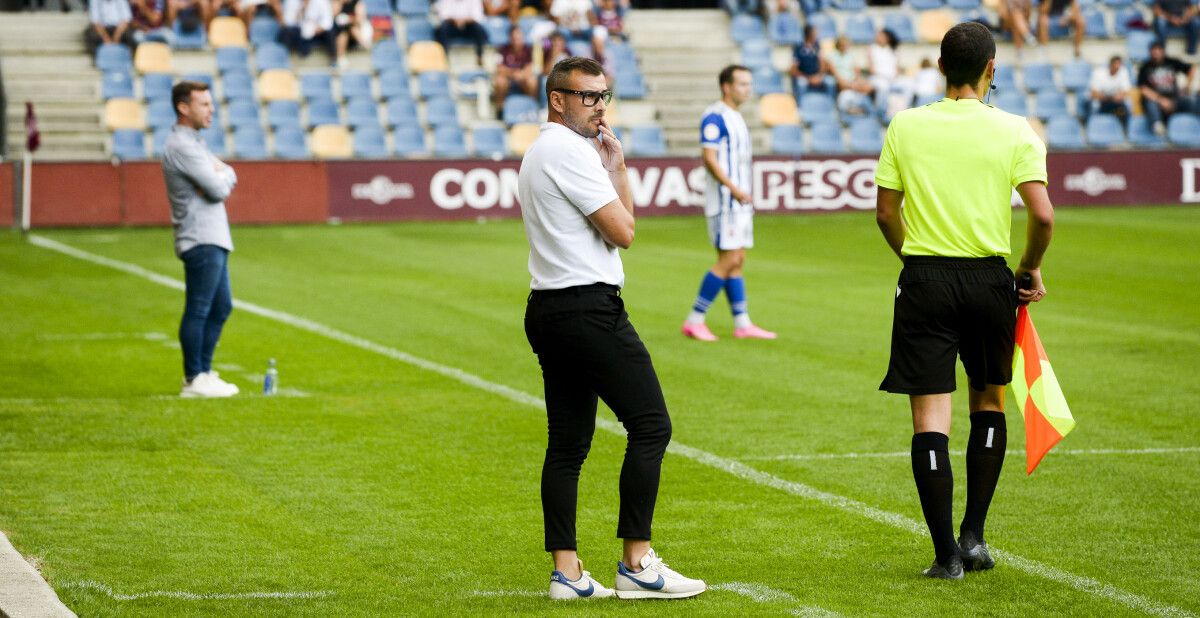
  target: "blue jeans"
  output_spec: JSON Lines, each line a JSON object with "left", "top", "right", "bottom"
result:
{"left": 1154, "top": 15, "right": 1200, "bottom": 54}
{"left": 179, "top": 245, "right": 232, "bottom": 380}
{"left": 1144, "top": 94, "right": 1196, "bottom": 128}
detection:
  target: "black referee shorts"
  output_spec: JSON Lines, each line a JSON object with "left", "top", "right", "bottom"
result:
{"left": 879, "top": 256, "right": 1018, "bottom": 395}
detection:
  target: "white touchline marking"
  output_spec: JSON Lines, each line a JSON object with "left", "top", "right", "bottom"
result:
{"left": 745, "top": 447, "right": 1200, "bottom": 461}
{"left": 468, "top": 590, "right": 543, "bottom": 598}
{"left": 37, "top": 332, "right": 169, "bottom": 342}
{"left": 62, "top": 580, "right": 334, "bottom": 601}
{"left": 26, "top": 235, "right": 1196, "bottom": 618}
{"left": 711, "top": 582, "right": 840, "bottom": 617}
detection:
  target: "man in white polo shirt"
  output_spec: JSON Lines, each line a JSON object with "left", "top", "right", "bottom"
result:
{"left": 519, "top": 57, "right": 706, "bottom": 602}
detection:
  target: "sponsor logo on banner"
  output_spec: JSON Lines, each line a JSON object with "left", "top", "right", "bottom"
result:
{"left": 351, "top": 176, "right": 416, "bottom": 205}
{"left": 1063, "top": 167, "right": 1127, "bottom": 196}
{"left": 1181, "top": 158, "right": 1200, "bottom": 203}
{"left": 754, "top": 159, "right": 878, "bottom": 211}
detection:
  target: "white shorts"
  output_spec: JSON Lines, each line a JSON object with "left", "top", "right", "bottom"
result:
{"left": 707, "top": 207, "right": 754, "bottom": 250}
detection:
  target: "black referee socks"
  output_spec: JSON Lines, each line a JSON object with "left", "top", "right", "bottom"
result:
{"left": 961, "top": 411, "right": 1007, "bottom": 543}
{"left": 911, "top": 431, "right": 957, "bottom": 564}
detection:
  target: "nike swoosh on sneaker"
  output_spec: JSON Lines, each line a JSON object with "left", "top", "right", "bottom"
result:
{"left": 552, "top": 573, "right": 595, "bottom": 597}
{"left": 627, "top": 573, "right": 666, "bottom": 590}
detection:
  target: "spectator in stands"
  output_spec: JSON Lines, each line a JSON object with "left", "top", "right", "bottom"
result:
{"left": 1154, "top": 0, "right": 1200, "bottom": 55}
{"left": 1089, "top": 55, "right": 1132, "bottom": 126}
{"left": 723, "top": 0, "right": 759, "bottom": 14}
{"left": 494, "top": 25, "right": 539, "bottom": 112}
{"left": 131, "top": 0, "right": 176, "bottom": 45}
{"left": 1138, "top": 40, "right": 1197, "bottom": 131}
{"left": 85, "top": 0, "right": 137, "bottom": 55}
{"left": 509, "top": 0, "right": 549, "bottom": 21}
{"left": 170, "top": 0, "right": 210, "bottom": 38}
{"left": 483, "top": 0, "right": 514, "bottom": 16}
{"left": 790, "top": 24, "right": 833, "bottom": 96}
{"left": 913, "top": 57, "right": 944, "bottom": 102}
{"left": 434, "top": 0, "right": 489, "bottom": 66}
{"left": 238, "top": 0, "right": 284, "bottom": 27}
{"left": 868, "top": 28, "right": 912, "bottom": 118}
{"left": 281, "top": 0, "right": 336, "bottom": 60}
{"left": 826, "top": 35, "right": 873, "bottom": 114}
{"left": 209, "top": 0, "right": 242, "bottom": 26}
{"left": 543, "top": 31, "right": 570, "bottom": 74}
{"left": 1037, "top": 0, "right": 1083, "bottom": 58}
{"left": 596, "top": 0, "right": 625, "bottom": 40}
{"left": 550, "top": 0, "right": 604, "bottom": 50}
{"left": 334, "top": 0, "right": 371, "bottom": 70}
{"left": 997, "top": 0, "right": 1035, "bottom": 60}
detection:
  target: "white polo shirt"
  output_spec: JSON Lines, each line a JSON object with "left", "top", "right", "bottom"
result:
{"left": 518, "top": 122, "right": 622, "bottom": 290}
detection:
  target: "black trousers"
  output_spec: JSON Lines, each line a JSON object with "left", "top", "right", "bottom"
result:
{"left": 434, "top": 20, "right": 487, "bottom": 62}
{"left": 524, "top": 284, "right": 673, "bottom": 552}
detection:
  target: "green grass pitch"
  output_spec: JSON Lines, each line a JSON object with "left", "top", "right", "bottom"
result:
{"left": 1, "top": 206, "right": 1197, "bottom": 616}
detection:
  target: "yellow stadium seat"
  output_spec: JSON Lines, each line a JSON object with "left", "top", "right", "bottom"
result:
{"left": 408, "top": 41, "right": 448, "bottom": 73}
{"left": 508, "top": 123, "right": 541, "bottom": 156}
{"left": 311, "top": 125, "right": 353, "bottom": 159}
{"left": 1129, "top": 88, "right": 1143, "bottom": 116}
{"left": 209, "top": 16, "right": 249, "bottom": 48}
{"left": 917, "top": 10, "right": 956, "bottom": 44}
{"left": 259, "top": 69, "right": 300, "bottom": 101}
{"left": 104, "top": 98, "right": 146, "bottom": 130}
{"left": 759, "top": 93, "right": 799, "bottom": 127}
{"left": 134, "top": 42, "right": 172, "bottom": 74}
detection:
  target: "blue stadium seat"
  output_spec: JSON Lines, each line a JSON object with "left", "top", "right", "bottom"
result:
{"left": 1060, "top": 60, "right": 1092, "bottom": 92}
{"left": 147, "top": 98, "right": 176, "bottom": 129}
{"left": 386, "top": 96, "right": 420, "bottom": 127}
{"left": 363, "top": 0, "right": 391, "bottom": 16}
{"left": 379, "top": 68, "right": 412, "bottom": 99}
{"left": 809, "top": 121, "right": 845, "bottom": 153}
{"left": 628, "top": 125, "right": 667, "bottom": 156}
{"left": 472, "top": 125, "right": 507, "bottom": 158}
{"left": 1022, "top": 63, "right": 1056, "bottom": 92}
{"left": 845, "top": 15, "right": 875, "bottom": 45}
{"left": 914, "top": 93, "right": 942, "bottom": 106}
{"left": 517, "top": 16, "right": 552, "bottom": 40}
{"left": 485, "top": 16, "right": 511, "bottom": 47}
{"left": 1083, "top": 8, "right": 1109, "bottom": 37}
{"left": 417, "top": 71, "right": 450, "bottom": 99}
{"left": 142, "top": 72, "right": 174, "bottom": 101}
{"left": 228, "top": 98, "right": 261, "bottom": 130}
{"left": 502, "top": 94, "right": 539, "bottom": 125}
{"left": 753, "top": 66, "right": 786, "bottom": 95}
{"left": 567, "top": 40, "right": 593, "bottom": 59}
{"left": 1086, "top": 113, "right": 1126, "bottom": 148}
{"left": 883, "top": 14, "right": 916, "bottom": 44}
{"left": 267, "top": 100, "right": 303, "bottom": 129}
{"left": 1034, "top": 89, "right": 1070, "bottom": 121}
{"left": 202, "top": 127, "right": 227, "bottom": 155}
{"left": 946, "top": 0, "right": 981, "bottom": 9}
{"left": 456, "top": 69, "right": 490, "bottom": 99}
{"left": 397, "top": 0, "right": 430, "bottom": 16}
{"left": 1168, "top": 114, "right": 1200, "bottom": 147}
{"left": 615, "top": 71, "right": 647, "bottom": 99}
{"left": 342, "top": 71, "right": 374, "bottom": 100}
{"left": 152, "top": 127, "right": 171, "bottom": 156}
{"left": 111, "top": 129, "right": 146, "bottom": 159}
{"left": 808, "top": 13, "right": 837, "bottom": 40}
{"left": 354, "top": 124, "right": 390, "bottom": 157}
{"left": 908, "top": 0, "right": 943, "bottom": 9}
{"left": 233, "top": 127, "right": 268, "bottom": 158}
{"left": 1127, "top": 30, "right": 1156, "bottom": 64}
{"left": 183, "top": 73, "right": 215, "bottom": 89}
{"left": 730, "top": 14, "right": 765, "bottom": 44}
{"left": 102, "top": 71, "right": 134, "bottom": 100}
{"left": 992, "top": 64, "right": 1017, "bottom": 92}
{"left": 222, "top": 71, "right": 256, "bottom": 100}
{"left": 608, "top": 40, "right": 637, "bottom": 63}
{"left": 249, "top": 16, "right": 281, "bottom": 46}
{"left": 301, "top": 72, "right": 334, "bottom": 101}
{"left": 1104, "top": 0, "right": 1132, "bottom": 6}
{"left": 741, "top": 39, "right": 773, "bottom": 71}
{"left": 833, "top": 0, "right": 866, "bottom": 9}
{"left": 216, "top": 47, "right": 250, "bottom": 74}
{"left": 848, "top": 118, "right": 883, "bottom": 153}
{"left": 433, "top": 126, "right": 468, "bottom": 157}
{"left": 1128, "top": 116, "right": 1166, "bottom": 148}
{"left": 799, "top": 92, "right": 837, "bottom": 125}
{"left": 307, "top": 99, "right": 342, "bottom": 127}
{"left": 1045, "top": 116, "right": 1085, "bottom": 149}
{"left": 273, "top": 126, "right": 309, "bottom": 159}
{"left": 771, "top": 124, "right": 805, "bottom": 156}
{"left": 393, "top": 125, "right": 428, "bottom": 156}
{"left": 1113, "top": 7, "right": 1144, "bottom": 36}
{"left": 346, "top": 97, "right": 380, "bottom": 128}
{"left": 406, "top": 19, "right": 435, "bottom": 43}
{"left": 768, "top": 12, "right": 803, "bottom": 45}
{"left": 994, "top": 91, "right": 1028, "bottom": 116}
{"left": 256, "top": 43, "right": 291, "bottom": 71}
{"left": 96, "top": 44, "right": 132, "bottom": 72}
{"left": 424, "top": 95, "right": 460, "bottom": 127}
{"left": 174, "top": 21, "right": 207, "bottom": 49}
{"left": 372, "top": 39, "right": 407, "bottom": 72}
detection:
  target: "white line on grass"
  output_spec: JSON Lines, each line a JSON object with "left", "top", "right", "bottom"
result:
{"left": 26, "top": 235, "right": 1196, "bottom": 618}
{"left": 711, "top": 581, "right": 840, "bottom": 616}
{"left": 37, "top": 332, "right": 169, "bottom": 342}
{"left": 468, "top": 590, "right": 543, "bottom": 598}
{"left": 744, "top": 447, "right": 1200, "bottom": 461}
{"left": 62, "top": 580, "right": 333, "bottom": 601}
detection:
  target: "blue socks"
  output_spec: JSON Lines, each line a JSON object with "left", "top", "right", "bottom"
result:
{"left": 688, "top": 272, "right": 725, "bottom": 322}
{"left": 725, "top": 277, "right": 747, "bottom": 316}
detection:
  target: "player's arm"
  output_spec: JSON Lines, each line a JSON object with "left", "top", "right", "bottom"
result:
{"left": 1014, "top": 181, "right": 1053, "bottom": 303}
{"left": 875, "top": 187, "right": 905, "bottom": 261}
{"left": 702, "top": 147, "right": 751, "bottom": 204}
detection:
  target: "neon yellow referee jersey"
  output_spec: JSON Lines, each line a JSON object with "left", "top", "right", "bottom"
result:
{"left": 875, "top": 97, "right": 1047, "bottom": 258}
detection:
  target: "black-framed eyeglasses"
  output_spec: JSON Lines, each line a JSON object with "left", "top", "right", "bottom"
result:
{"left": 552, "top": 88, "right": 613, "bottom": 107}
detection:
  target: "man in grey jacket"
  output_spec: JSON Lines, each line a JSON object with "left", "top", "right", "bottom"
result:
{"left": 161, "top": 80, "right": 240, "bottom": 398}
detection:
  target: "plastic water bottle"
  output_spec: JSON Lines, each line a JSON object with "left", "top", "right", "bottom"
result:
{"left": 263, "top": 358, "right": 278, "bottom": 396}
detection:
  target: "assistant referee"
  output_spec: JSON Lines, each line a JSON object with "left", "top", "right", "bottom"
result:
{"left": 874, "top": 22, "right": 1054, "bottom": 580}
{"left": 518, "top": 57, "right": 705, "bottom": 601}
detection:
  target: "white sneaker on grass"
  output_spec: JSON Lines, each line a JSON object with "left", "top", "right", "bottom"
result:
{"left": 615, "top": 549, "right": 706, "bottom": 600}
{"left": 205, "top": 371, "right": 239, "bottom": 396}
{"left": 549, "top": 561, "right": 615, "bottom": 600}
{"left": 180, "top": 372, "right": 237, "bottom": 398}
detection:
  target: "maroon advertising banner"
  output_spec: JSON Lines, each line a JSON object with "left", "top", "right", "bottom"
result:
{"left": 1047, "top": 150, "right": 1200, "bottom": 206}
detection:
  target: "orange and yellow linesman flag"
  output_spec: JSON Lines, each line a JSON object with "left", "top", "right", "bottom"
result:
{"left": 1011, "top": 305, "right": 1076, "bottom": 474}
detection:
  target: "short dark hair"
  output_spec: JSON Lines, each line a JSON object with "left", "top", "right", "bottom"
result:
{"left": 171, "top": 80, "right": 210, "bottom": 116}
{"left": 939, "top": 22, "right": 995, "bottom": 88}
{"left": 880, "top": 28, "right": 899, "bottom": 49}
{"left": 1150, "top": 39, "right": 1165, "bottom": 51}
{"left": 719, "top": 64, "right": 750, "bottom": 87}
{"left": 546, "top": 56, "right": 605, "bottom": 99}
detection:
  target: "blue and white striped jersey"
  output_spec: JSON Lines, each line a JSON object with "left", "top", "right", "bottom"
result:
{"left": 699, "top": 101, "right": 752, "bottom": 218}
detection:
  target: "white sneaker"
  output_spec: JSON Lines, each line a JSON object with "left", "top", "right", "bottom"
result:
{"left": 549, "top": 561, "right": 615, "bottom": 600}
{"left": 614, "top": 549, "right": 705, "bottom": 600}
{"left": 180, "top": 372, "right": 237, "bottom": 398}
{"left": 204, "top": 371, "right": 239, "bottom": 396}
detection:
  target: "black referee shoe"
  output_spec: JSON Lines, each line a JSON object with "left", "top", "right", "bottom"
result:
{"left": 957, "top": 532, "right": 995, "bottom": 572}
{"left": 922, "top": 555, "right": 965, "bottom": 580}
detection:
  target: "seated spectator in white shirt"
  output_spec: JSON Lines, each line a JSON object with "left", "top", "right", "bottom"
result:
{"left": 434, "top": 0, "right": 489, "bottom": 66}
{"left": 1090, "top": 56, "right": 1132, "bottom": 125}
{"left": 131, "top": 0, "right": 176, "bottom": 45}
{"left": 912, "top": 57, "right": 945, "bottom": 101}
{"left": 550, "top": 0, "right": 604, "bottom": 46}
{"left": 281, "top": 0, "right": 337, "bottom": 60}
{"left": 85, "top": 0, "right": 137, "bottom": 54}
